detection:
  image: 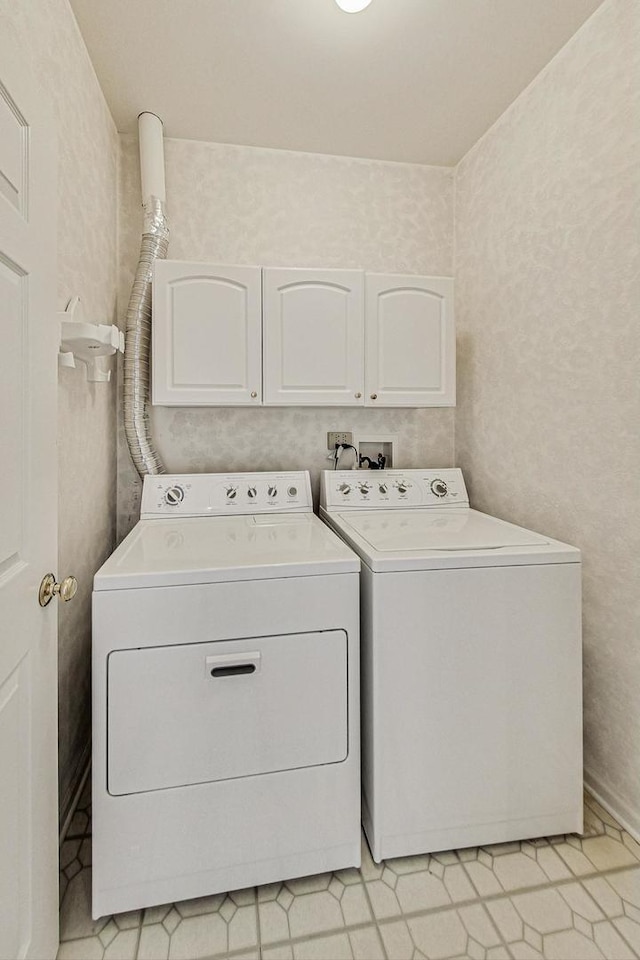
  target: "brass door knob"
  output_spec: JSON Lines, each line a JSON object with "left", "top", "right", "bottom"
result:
{"left": 39, "top": 573, "right": 78, "bottom": 607}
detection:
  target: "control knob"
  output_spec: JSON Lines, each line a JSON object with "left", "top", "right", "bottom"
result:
{"left": 226, "top": 486, "right": 238, "bottom": 500}
{"left": 268, "top": 485, "right": 278, "bottom": 498}
{"left": 430, "top": 478, "right": 448, "bottom": 498}
{"left": 378, "top": 483, "right": 388, "bottom": 494}
{"left": 287, "top": 485, "right": 298, "bottom": 497}
{"left": 338, "top": 482, "right": 351, "bottom": 495}
{"left": 358, "top": 482, "right": 371, "bottom": 496}
{"left": 247, "top": 486, "right": 257, "bottom": 498}
{"left": 164, "top": 485, "right": 185, "bottom": 506}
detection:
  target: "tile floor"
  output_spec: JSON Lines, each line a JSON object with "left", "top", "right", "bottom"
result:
{"left": 58, "top": 782, "right": 640, "bottom": 960}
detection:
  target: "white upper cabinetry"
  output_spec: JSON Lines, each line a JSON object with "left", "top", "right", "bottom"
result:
{"left": 262, "top": 268, "right": 364, "bottom": 406}
{"left": 152, "top": 261, "right": 262, "bottom": 405}
{"left": 152, "top": 262, "right": 454, "bottom": 407}
{"left": 365, "top": 274, "right": 455, "bottom": 407}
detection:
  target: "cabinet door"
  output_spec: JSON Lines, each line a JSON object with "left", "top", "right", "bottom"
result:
{"left": 365, "top": 274, "right": 455, "bottom": 406}
{"left": 263, "top": 268, "right": 364, "bottom": 406}
{"left": 153, "top": 260, "right": 262, "bottom": 405}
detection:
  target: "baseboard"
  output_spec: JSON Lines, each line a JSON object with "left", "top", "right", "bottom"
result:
{"left": 584, "top": 768, "right": 640, "bottom": 844}
{"left": 59, "top": 741, "right": 91, "bottom": 845}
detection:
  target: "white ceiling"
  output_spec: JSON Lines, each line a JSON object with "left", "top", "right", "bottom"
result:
{"left": 69, "top": 0, "right": 603, "bottom": 166}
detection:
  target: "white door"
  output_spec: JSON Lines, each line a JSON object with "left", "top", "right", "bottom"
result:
{"left": 365, "top": 273, "right": 455, "bottom": 406}
{"left": 263, "top": 268, "right": 364, "bottom": 406}
{"left": 0, "top": 37, "right": 59, "bottom": 960}
{"left": 152, "top": 260, "right": 262, "bottom": 405}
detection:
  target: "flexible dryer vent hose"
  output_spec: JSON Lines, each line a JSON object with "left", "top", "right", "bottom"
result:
{"left": 123, "top": 112, "right": 168, "bottom": 477}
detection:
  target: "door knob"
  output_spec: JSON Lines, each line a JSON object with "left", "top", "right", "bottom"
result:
{"left": 370, "top": 393, "right": 378, "bottom": 400}
{"left": 39, "top": 573, "right": 78, "bottom": 607}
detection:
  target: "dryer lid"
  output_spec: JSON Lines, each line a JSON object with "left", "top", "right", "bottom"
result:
{"left": 94, "top": 513, "right": 359, "bottom": 590}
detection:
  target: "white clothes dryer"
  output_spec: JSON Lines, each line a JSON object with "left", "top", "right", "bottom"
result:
{"left": 320, "top": 468, "right": 582, "bottom": 863}
{"left": 92, "top": 472, "right": 360, "bottom": 918}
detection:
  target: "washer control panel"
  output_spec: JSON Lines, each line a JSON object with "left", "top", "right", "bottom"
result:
{"left": 321, "top": 469, "right": 468, "bottom": 511}
{"left": 141, "top": 472, "right": 313, "bottom": 518}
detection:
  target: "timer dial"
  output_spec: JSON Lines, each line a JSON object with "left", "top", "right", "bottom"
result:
{"left": 164, "top": 485, "right": 185, "bottom": 506}
{"left": 430, "top": 479, "right": 448, "bottom": 498}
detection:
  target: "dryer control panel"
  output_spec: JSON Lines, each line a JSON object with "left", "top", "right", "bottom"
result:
{"left": 320, "top": 469, "right": 469, "bottom": 511}
{"left": 141, "top": 471, "right": 313, "bottom": 518}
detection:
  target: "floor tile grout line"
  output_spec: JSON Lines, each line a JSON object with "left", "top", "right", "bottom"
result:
{"left": 479, "top": 897, "right": 513, "bottom": 959}
{"left": 231, "top": 917, "right": 392, "bottom": 958}
{"left": 200, "top": 949, "right": 262, "bottom": 960}
{"left": 132, "top": 910, "right": 143, "bottom": 960}
{"left": 459, "top": 853, "right": 489, "bottom": 901}
{"left": 357, "top": 871, "right": 389, "bottom": 960}
{"left": 605, "top": 913, "right": 640, "bottom": 959}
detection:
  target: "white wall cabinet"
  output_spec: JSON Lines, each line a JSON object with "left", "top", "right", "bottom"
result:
{"left": 262, "top": 268, "right": 364, "bottom": 406}
{"left": 365, "top": 274, "right": 455, "bottom": 407}
{"left": 153, "top": 262, "right": 454, "bottom": 407}
{"left": 152, "top": 261, "right": 262, "bottom": 406}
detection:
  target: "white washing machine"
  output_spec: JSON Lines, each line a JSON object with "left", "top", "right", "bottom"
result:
{"left": 320, "top": 468, "right": 582, "bottom": 863}
{"left": 92, "top": 471, "right": 360, "bottom": 918}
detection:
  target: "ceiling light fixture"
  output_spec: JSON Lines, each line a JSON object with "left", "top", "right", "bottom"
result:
{"left": 335, "top": 0, "right": 373, "bottom": 13}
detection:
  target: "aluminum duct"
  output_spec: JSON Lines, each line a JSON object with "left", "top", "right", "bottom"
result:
{"left": 123, "top": 113, "right": 168, "bottom": 477}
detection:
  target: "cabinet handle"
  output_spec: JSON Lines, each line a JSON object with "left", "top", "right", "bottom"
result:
{"left": 250, "top": 391, "right": 258, "bottom": 399}
{"left": 206, "top": 651, "right": 261, "bottom": 678}
{"left": 370, "top": 393, "right": 378, "bottom": 400}
{"left": 354, "top": 392, "right": 362, "bottom": 399}
{"left": 210, "top": 663, "right": 256, "bottom": 678}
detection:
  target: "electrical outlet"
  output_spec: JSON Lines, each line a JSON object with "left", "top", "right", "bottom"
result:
{"left": 327, "top": 431, "right": 353, "bottom": 450}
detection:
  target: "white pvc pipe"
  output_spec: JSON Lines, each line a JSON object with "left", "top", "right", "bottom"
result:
{"left": 138, "top": 112, "right": 166, "bottom": 204}
{"left": 124, "top": 112, "right": 169, "bottom": 478}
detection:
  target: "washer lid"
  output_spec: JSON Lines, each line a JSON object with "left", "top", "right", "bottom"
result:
{"left": 94, "top": 513, "right": 359, "bottom": 591}
{"left": 327, "top": 509, "right": 580, "bottom": 571}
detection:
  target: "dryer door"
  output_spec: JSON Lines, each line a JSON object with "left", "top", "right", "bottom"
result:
{"left": 107, "top": 631, "right": 348, "bottom": 795}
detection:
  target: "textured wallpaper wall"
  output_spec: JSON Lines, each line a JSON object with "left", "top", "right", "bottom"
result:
{"left": 117, "top": 138, "right": 456, "bottom": 537}
{"left": 8, "top": 0, "right": 631, "bottom": 840}
{"left": 455, "top": 0, "right": 640, "bottom": 832}
{"left": 1, "top": 0, "right": 119, "bottom": 822}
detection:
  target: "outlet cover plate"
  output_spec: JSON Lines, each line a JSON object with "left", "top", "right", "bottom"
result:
{"left": 327, "top": 431, "right": 353, "bottom": 450}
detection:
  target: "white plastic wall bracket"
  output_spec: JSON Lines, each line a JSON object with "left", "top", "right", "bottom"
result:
{"left": 59, "top": 296, "right": 123, "bottom": 382}
{"left": 58, "top": 351, "right": 76, "bottom": 369}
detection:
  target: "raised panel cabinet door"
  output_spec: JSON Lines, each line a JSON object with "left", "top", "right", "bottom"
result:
{"left": 263, "top": 268, "right": 364, "bottom": 406}
{"left": 152, "top": 261, "right": 262, "bottom": 405}
{"left": 365, "top": 274, "right": 455, "bottom": 406}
